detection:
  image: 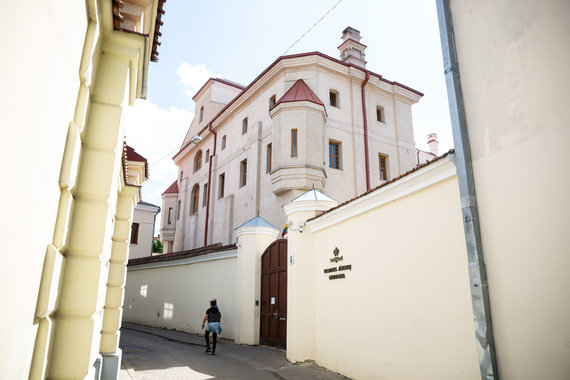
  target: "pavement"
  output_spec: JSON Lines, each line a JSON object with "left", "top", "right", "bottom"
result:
{"left": 119, "top": 322, "right": 349, "bottom": 380}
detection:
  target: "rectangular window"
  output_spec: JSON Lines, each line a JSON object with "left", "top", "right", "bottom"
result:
{"left": 240, "top": 159, "right": 247, "bottom": 188}
{"left": 242, "top": 117, "right": 248, "bottom": 135}
{"left": 202, "top": 184, "right": 208, "bottom": 207}
{"left": 218, "top": 173, "right": 225, "bottom": 199}
{"left": 266, "top": 143, "right": 272, "bottom": 173}
{"left": 379, "top": 153, "right": 388, "bottom": 180}
{"left": 177, "top": 200, "right": 181, "bottom": 220}
{"left": 168, "top": 207, "right": 173, "bottom": 224}
{"left": 205, "top": 149, "right": 210, "bottom": 163}
{"left": 291, "top": 129, "right": 298, "bottom": 157}
{"left": 221, "top": 135, "right": 226, "bottom": 150}
{"left": 376, "top": 106, "right": 385, "bottom": 123}
{"left": 269, "top": 95, "right": 276, "bottom": 109}
{"left": 329, "top": 90, "right": 338, "bottom": 107}
{"left": 329, "top": 141, "right": 340, "bottom": 169}
{"left": 130, "top": 223, "right": 139, "bottom": 244}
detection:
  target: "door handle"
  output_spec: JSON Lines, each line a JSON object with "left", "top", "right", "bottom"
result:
{"left": 273, "top": 310, "right": 278, "bottom": 319}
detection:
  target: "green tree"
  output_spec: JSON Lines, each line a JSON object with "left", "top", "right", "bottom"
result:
{"left": 152, "top": 238, "right": 163, "bottom": 253}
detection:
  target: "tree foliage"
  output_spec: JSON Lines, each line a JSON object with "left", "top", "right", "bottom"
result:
{"left": 152, "top": 238, "right": 163, "bottom": 253}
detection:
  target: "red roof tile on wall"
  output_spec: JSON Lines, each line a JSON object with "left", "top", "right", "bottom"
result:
{"left": 128, "top": 243, "right": 237, "bottom": 266}
{"left": 307, "top": 149, "right": 456, "bottom": 222}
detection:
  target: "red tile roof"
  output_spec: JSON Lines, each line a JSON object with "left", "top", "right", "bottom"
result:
{"left": 272, "top": 79, "right": 324, "bottom": 110}
{"left": 307, "top": 149, "right": 455, "bottom": 222}
{"left": 162, "top": 180, "right": 179, "bottom": 195}
{"left": 123, "top": 143, "right": 149, "bottom": 182}
{"left": 125, "top": 145, "right": 147, "bottom": 163}
{"left": 128, "top": 243, "right": 237, "bottom": 266}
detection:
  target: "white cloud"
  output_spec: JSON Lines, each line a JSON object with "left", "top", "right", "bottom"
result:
{"left": 176, "top": 63, "right": 222, "bottom": 97}
{"left": 123, "top": 99, "right": 192, "bottom": 231}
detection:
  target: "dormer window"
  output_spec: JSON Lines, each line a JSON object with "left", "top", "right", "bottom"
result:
{"left": 329, "top": 90, "right": 339, "bottom": 107}
{"left": 199, "top": 106, "right": 204, "bottom": 122}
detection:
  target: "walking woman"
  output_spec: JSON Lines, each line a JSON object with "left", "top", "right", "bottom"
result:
{"left": 201, "top": 299, "right": 222, "bottom": 355}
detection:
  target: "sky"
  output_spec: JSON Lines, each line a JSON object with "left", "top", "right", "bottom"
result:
{"left": 123, "top": 0, "right": 453, "bottom": 232}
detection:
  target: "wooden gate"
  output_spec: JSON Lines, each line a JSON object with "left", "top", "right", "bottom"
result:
{"left": 260, "top": 239, "right": 287, "bottom": 348}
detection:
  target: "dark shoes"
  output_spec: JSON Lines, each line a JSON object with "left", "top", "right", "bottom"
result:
{"left": 211, "top": 350, "right": 216, "bottom": 355}
{"left": 205, "top": 346, "right": 211, "bottom": 353}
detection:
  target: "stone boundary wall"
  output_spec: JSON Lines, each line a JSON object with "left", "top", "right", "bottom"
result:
{"left": 285, "top": 155, "right": 481, "bottom": 379}
{"left": 124, "top": 247, "right": 238, "bottom": 339}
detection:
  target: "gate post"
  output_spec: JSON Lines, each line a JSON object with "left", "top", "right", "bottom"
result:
{"left": 283, "top": 190, "right": 338, "bottom": 363}
{"left": 235, "top": 217, "right": 279, "bottom": 345}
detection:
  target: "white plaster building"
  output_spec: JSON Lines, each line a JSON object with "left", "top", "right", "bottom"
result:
{"left": 129, "top": 201, "right": 161, "bottom": 259}
{"left": 162, "top": 27, "right": 436, "bottom": 251}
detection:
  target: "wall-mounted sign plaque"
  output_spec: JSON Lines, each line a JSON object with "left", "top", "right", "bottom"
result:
{"left": 324, "top": 247, "right": 352, "bottom": 280}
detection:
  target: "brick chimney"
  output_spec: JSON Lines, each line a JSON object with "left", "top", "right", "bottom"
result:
{"left": 427, "top": 133, "right": 439, "bottom": 156}
{"left": 338, "top": 27, "right": 367, "bottom": 68}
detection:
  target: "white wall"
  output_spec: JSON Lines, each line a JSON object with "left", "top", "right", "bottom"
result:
{"left": 124, "top": 251, "right": 238, "bottom": 338}
{"left": 0, "top": 2, "right": 86, "bottom": 378}
{"left": 287, "top": 156, "right": 480, "bottom": 379}
{"left": 129, "top": 204, "right": 158, "bottom": 259}
{"left": 450, "top": 1, "right": 570, "bottom": 378}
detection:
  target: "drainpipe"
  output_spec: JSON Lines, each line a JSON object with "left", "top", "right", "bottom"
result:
{"left": 360, "top": 70, "right": 371, "bottom": 191}
{"left": 436, "top": 1, "right": 499, "bottom": 379}
{"left": 204, "top": 123, "right": 216, "bottom": 246}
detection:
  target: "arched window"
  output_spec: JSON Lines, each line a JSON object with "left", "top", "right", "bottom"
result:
{"left": 191, "top": 184, "right": 199, "bottom": 214}
{"left": 199, "top": 106, "right": 204, "bottom": 122}
{"left": 194, "top": 150, "right": 202, "bottom": 172}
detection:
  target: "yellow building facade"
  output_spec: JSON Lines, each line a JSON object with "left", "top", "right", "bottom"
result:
{"left": 0, "top": 1, "right": 165, "bottom": 378}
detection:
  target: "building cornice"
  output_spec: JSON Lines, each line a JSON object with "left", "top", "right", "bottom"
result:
{"left": 173, "top": 51, "right": 424, "bottom": 160}
{"left": 283, "top": 199, "right": 339, "bottom": 216}
{"left": 235, "top": 226, "right": 280, "bottom": 239}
